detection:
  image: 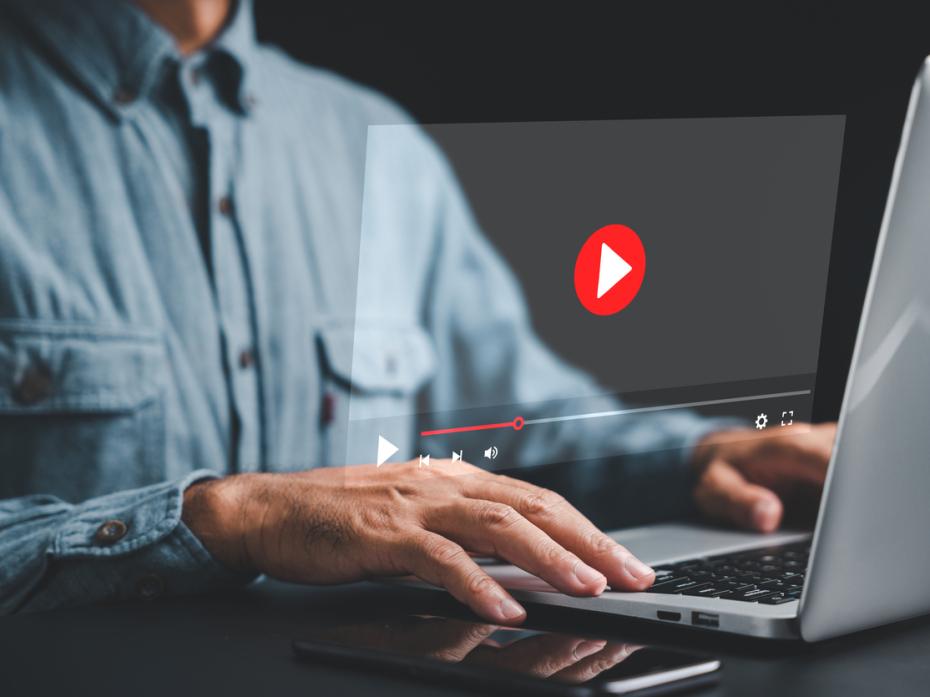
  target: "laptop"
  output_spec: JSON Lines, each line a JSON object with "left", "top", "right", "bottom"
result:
{"left": 472, "top": 59, "right": 930, "bottom": 641}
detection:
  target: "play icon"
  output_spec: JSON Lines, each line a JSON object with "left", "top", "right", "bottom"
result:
{"left": 596, "top": 242, "right": 633, "bottom": 299}
{"left": 376, "top": 435, "right": 399, "bottom": 467}
{"left": 574, "top": 224, "right": 646, "bottom": 316}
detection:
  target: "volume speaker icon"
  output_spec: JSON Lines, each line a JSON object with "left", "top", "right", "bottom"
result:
{"left": 483, "top": 446, "right": 499, "bottom": 460}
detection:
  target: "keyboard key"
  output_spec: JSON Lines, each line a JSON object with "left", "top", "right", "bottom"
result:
{"left": 650, "top": 579, "right": 708, "bottom": 594}
{"left": 682, "top": 585, "right": 721, "bottom": 597}
{"left": 758, "top": 580, "right": 788, "bottom": 591}
{"left": 649, "top": 576, "right": 688, "bottom": 587}
{"left": 728, "top": 587, "right": 778, "bottom": 602}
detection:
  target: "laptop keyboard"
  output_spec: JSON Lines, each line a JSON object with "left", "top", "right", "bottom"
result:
{"left": 647, "top": 541, "right": 809, "bottom": 605}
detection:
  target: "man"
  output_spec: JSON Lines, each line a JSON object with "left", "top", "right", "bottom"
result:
{"left": 0, "top": 0, "right": 835, "bottom": 621}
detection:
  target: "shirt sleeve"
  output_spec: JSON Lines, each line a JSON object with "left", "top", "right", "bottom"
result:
{"left": 0, "top": 470, "right": 256, "bottom": 615}
{"left": 419, "top": 145, "right": 739, "bottom": 487}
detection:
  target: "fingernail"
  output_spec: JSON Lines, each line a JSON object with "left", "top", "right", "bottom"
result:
{"left": 753, "top": 498, "right": 780, "bottom": 530}
{"left": 573, "top": 639, "right": 607, "bottom": 659}
{"left": 573, "top": 560, "right": 607, "bottom": 587}
{"left": 499, "top": 597, "right": 525, "bottom": 621}
{"left": 624, "top": 556, "right": 655, "bottom": 580}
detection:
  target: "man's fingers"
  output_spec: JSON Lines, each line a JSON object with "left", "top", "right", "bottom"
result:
{"left": 695, "top": 459, "right": 783, "bottom": 532}
{"left": 784, "top": 424, "right": 835, "bottom": 484}
{"left": 552, "top": 642, "right": 640, "bottom": 685}
{"left": 467, "top": 633, "right": 605, "bottom": 678}
{"left": 724, "top": 424, "right": 835, "bottom": 489}
{"left": 422, "top": 620, "right": 498, "bottom": 663}
{"left": 424, "top": 499, "right": 608, "bottom": 595}
{"left": 402, "top": 531, "right": 526, "bottom": 625}
{"left": 459, "top": 475, "right": 655, "bottom": 591}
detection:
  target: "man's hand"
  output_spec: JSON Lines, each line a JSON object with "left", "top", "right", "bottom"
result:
{"left": 305, "top": 616, "right": 639, "bottom": 685}
{"left": 182, "top": 459, "right": 656, "bottom": 624}
{"left": 692, "top": 423, "right": 836, "bottom": 532}
{"left": 464, "top": 632, "right": 642, "bottom": 684}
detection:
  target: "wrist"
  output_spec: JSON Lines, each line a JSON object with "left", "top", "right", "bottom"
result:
{"left": 690, "top": 434, "right": 720, "bottom": 474}
{"left": 182, "top": 475, "right": 254, "bottom": 573}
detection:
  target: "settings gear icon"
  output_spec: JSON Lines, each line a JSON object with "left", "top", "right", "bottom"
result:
{"left": 754, "top": 413, "right": 769, "bottom": 430}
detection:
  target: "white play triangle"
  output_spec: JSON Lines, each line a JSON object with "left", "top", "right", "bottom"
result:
{"left": 376, "top": 435, "right": 399, "bottom": 467}
{"left": 596, "top": 242, "right": 632, "bottom": 299}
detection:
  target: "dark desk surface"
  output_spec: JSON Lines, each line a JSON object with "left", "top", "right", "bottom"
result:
{"left": 4, "top": 580, "right": 929, "bottom": 697}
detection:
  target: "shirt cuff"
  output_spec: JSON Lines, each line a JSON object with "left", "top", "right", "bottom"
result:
{"left": 40, "top": 470, "right": 256, "bottom": 607}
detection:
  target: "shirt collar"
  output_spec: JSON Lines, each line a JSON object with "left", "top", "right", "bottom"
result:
{"left": 210, "top": 0, "right": 259, "bottom": 114}
{"left": 7, "top": 0, "right": 258, "bottom": 119}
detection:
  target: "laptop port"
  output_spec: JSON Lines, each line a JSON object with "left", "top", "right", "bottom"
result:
{"left": 656, "top": 610, "right": 681, "bottom": 622}
{"left": 691, "top": 611, "right": 719, "bottom": 628}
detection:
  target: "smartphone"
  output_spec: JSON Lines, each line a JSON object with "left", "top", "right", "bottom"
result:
{"left": 292, "top": 615, "right": 720, "bottom": 696}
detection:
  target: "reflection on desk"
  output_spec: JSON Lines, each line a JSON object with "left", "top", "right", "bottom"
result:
{"left": 2, "top": 580, "right": 929, "bottom": 697}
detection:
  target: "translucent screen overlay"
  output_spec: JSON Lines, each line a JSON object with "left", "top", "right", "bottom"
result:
{"left": 338, "top": 116, "right": 845, "bottom": 470}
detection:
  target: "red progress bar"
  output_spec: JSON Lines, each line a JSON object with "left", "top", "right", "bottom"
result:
{"left": 421, "top": 416, "right": 524, "bottom": 437}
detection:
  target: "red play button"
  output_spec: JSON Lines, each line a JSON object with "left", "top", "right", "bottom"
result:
{"left": 574, "top": 224, "right": 646, "bottom": 316}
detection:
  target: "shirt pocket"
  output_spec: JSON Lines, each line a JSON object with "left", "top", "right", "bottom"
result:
{"left": 0, "top": 321, "right": 168, "bottom": 500}
{"left": 316, "top": 322, "right": 437, "bottom": 466}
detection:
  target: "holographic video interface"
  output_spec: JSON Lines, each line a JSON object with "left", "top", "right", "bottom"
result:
{"left": 339, "top": 116, "right": 845, "bottom": 471}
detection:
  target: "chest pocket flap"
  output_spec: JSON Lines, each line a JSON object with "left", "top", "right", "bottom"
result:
{"left": 0, "top": 321, "right": 165, "bottom": 414}
{"left": 317, "top": 322, "right": 437, "bottom": 395}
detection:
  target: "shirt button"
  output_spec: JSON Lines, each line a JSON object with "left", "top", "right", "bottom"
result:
{"left": 94, "top": 519, "right": 129, "bottom": 545}
{"left": 238, "top": 348, "right": 255, "bottom": 369}
{"left": 12, "top": 365, "right": 53, "bottom": 406}
{"left": 217, "top": 196, "right": 234, "bottom": 216}
{"left": 135, "top": 574, "right": 165, "bottom": 600}
{"left": 112, "top": 86, "right": 136, "bottom": 106}
{"left": 320, "top": 391, "right": 335, "bottom": 426}
{"left": 190, "top": 67, "right": 203, "bottom": 86}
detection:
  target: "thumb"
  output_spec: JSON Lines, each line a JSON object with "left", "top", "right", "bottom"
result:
{"left": 694, "top": 459, "right": 783, "bottom": 532}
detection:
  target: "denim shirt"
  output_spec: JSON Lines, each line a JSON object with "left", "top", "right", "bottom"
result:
{"left": 0, "top": 0, "right": 722, "bottom": 614}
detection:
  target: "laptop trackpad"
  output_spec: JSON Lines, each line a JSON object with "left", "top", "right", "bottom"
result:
{"left": 610, "top": 522, "right": 811, "bottom": 566}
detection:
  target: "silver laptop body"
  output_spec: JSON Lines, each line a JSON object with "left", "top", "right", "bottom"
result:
{"left": 483, "top": 58, "right": 930, "bottom": 641}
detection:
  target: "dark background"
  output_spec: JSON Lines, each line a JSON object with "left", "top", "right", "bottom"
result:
{"left": 254, "top": 0, "right": 930, "bottom": 425}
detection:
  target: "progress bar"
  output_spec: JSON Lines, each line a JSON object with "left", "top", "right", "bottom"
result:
{"left": 419, "top": 389, "right": 811, "bottom": 437}
{"left": 421, "top": 416, "right": 525, "bottom": 437}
